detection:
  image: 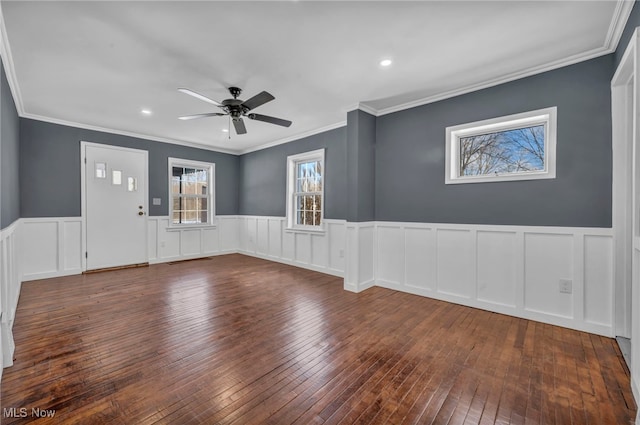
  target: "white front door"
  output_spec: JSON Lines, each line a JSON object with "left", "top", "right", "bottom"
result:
{"left": 83, "top": 143, "right": 148, "bottom": 270}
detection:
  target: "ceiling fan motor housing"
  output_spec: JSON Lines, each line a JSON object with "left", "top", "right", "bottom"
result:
{"left": 220, "top": 98, "right": 244, "bottom": 119}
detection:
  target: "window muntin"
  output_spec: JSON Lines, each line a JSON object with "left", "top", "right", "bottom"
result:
{"left": 446, "top": 107, "right": 556, "bottom": 184}
{"left": 287, "top": 149, "right": 325, "bottom": 230}
{"left": 168, "top": 158, "right": 214, "bottom": 226}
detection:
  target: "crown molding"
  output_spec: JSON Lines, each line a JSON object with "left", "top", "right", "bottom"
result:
{"left": 0, "top": 2, "right": 239, "bottom": 156}
{"left": 22, "top": 113, "right": 240, "bottom": 155}
{"left": 375, "top": 1, "right": 634, "bottom": 117}
{"left": 605, "top": 0, "right": 635, "bottom": 51}
{"left": 239, "top": 121, "right": 346, "bottom": 155}
{"left": 0, "top": 3, "right": 24, "bottom": 114}
{"left": 1, "top": 1, "right": 635, "bottom": 155}
{"left": 376, "top": 46, "right": 613, "bottom": 117}
{"left": 343, "top": 102, "right": 379, "bottom": 116}
{"left": 357, "top": 103, "right": 379, "bottom": 117}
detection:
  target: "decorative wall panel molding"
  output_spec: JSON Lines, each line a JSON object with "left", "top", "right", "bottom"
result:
{"left": 236, "top": 216, "right": 346, "bottom": 278}
{"left": 21, "top": 217, "right": 82, "bottom": 281}
{"left": 344, "top": 222, "right": 375, "bottom": 292}
{"left": 148, "top": 216, "right": 239, "bottom": 263}
{"left": 372, "top": 222, "right": 613, "bottom": 336}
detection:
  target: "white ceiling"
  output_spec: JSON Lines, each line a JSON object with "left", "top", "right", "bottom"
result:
{"left": 0, "top": 1, "right": 632, "bottom": 154}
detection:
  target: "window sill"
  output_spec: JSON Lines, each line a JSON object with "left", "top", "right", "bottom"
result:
{"left": 166, "top": 223, "right": 218, "bottom": 231}
{"left": 285, "top": 226, "right": 326, "bottom": 235}
{"left": 445, "top": 170, "right": 555, "bottom": 184}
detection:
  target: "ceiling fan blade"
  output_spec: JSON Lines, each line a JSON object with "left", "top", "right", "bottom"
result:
{"left": 178, "top": 88, "right": 222, "bottom": 107}
{"left": 241, "top": 91, "right": 275, "bottom": 111}
{"left": 178, "top": 112, "right": 226, "bottom": 120}
{"left": 248, "top": 113, "right": 292, "bottom": 127}
{"left": 233, "top": 118, "right": 247, "bottom": 134}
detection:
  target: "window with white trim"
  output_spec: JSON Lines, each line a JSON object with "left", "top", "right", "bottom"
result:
{"left": 286, "top": 149, "right": 325, "bottom": 230}
{"left": 169, "top": 158, "right": 215, "bottom": 226}
{"left": 445, "top": 107, "right": 557, "bottom": 184}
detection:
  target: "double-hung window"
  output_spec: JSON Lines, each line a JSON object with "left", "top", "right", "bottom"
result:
{"left": 445, "top": 107, "right": 557, "bottom": 184}
{"left": 169, "top": 158, "right": 215, "bottom": 226}
{"left": 286, "top": 149, "right": 325, "bottom": 230}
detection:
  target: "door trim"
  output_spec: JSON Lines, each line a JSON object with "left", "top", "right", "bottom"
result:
{"left": 612, "top": 27, "right": 640, "bottom": 414}
{"left": 612, "top": 53, "right": 634, "bottom": 340}
{"left": 80, "top": 141, "right": 149, "bottom": 272}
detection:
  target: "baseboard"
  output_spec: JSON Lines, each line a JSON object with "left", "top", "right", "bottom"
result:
{"left": 376, "top": 278, "right": 611, "bottom": 337}
{"left": 634, "top": 377, "right": 640, "bottom": 425}
{"left": 149, "top": 249, "right": 237, "bottom": 265}
{"left": 238, "top": 250, "right": 344, "bottom": 278}
{"left": 23, "top": 268, "right": 83, "bottom": 282}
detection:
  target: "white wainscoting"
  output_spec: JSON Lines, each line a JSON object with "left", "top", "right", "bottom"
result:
{"left": 1, "top": 220, "right": 21, "bottom": 371}
{"left": 344, "top": 222, "right": 375, "bottom": 292}
{"left": 148, "top": 216, "right": 239, "bottom": 263}
{"left": 373, "top": 222, "right": 614, "bottom": 336}
{"left": 20, "top": 216, "right": 240, "bottom": 281}
{"left": 237, "top": 216, "right": 346, "bottom": 277}
{"left": 21, "top": 217, "right": 83, "bottom": 282}
{"left": 10, "top": 216, "right": 617, "bottom": 344}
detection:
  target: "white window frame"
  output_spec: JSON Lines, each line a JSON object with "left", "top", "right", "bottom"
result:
{"left": 445, "top": 107, "right": 557, "bottom": 184}
{"left": 286, "top": 149, "right": 325, "bottom": 232}
{"left": 168, "top": 157, "right": 215, "bottom": 228}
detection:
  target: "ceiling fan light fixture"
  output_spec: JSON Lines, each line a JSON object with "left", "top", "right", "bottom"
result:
{"left": 178, "top": 86, "right": 292, "bottom": 136}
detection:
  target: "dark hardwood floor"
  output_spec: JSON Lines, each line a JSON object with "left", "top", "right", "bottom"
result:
{"left": 1, "top": 254, "right": 635, "bottom": 424}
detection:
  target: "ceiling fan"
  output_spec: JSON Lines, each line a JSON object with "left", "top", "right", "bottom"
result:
{"left": 178, "top": 86, "right": 292, "bottom": 135}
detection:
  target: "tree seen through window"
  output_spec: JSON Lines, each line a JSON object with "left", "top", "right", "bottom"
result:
{"left": 459, "top": 124, "right": 545, "bottom": 176}
{"left": 294, "top": 160, "right": 322, "bottom": 226}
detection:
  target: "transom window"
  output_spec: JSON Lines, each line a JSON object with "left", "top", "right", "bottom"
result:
{"left": 286, "top": 149, "right": 325, "bottom": 230}
{"left": 445, "top": 107, "right": 557, "bottom": 184}
{"left": 168, "top": 158, "right": 215, "bottom": 226}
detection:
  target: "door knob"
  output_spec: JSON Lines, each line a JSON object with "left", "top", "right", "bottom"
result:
{"left": 138, "top": 211, "right": 145, "bottom": 216}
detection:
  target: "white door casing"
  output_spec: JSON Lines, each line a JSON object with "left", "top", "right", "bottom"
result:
{"left": 81, "top": 142, "right": 148, "bottom": 270}
{"left": 612, "top": 27, "right": 640, "bottom": 418}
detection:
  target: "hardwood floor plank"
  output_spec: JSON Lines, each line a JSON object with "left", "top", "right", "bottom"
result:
{"left": 0, "top": 254, "right": 635, "bottom": 424}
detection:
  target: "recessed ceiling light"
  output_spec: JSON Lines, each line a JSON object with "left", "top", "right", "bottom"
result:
{"left": 379, "top": 59, "right": 392, "bottom": 67}
{"left": 141, "top": 109, "right": 152, "bottom": 116}
{"left": 222, "top": 129, "right": 229, "bottom": 133}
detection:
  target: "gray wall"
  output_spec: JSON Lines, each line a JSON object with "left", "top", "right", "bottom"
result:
{"left": 19, "top": 119, "right": 239, "bottom": 217}
{"left": 1, "top": 58, "right": 20, "bottom": 229}
{"left": 346, "top": 109, "right": 376, "bottom": 222}
{"left": 375, "top": 55, "right": 613, "bottom": 227}
{"left": 9, "top": 16, "right": 629, "bottom": 228}
{"left": 239, "top": 127, "right": 347, "bottom": 219}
